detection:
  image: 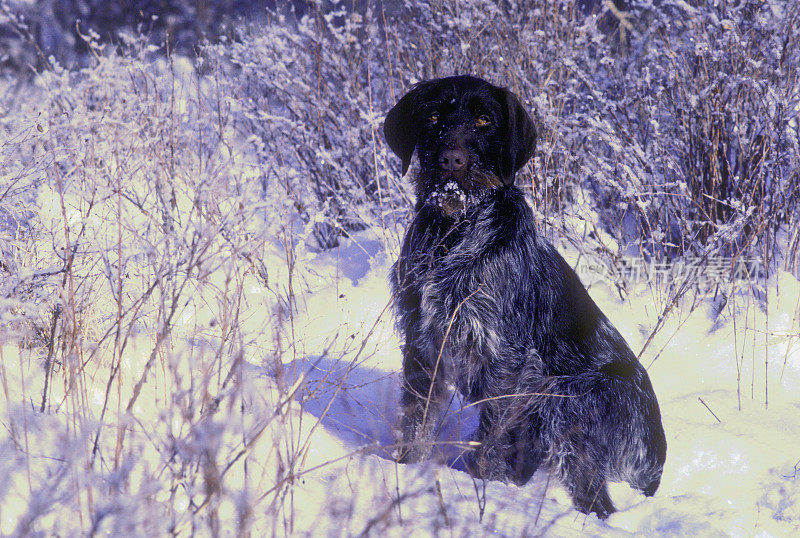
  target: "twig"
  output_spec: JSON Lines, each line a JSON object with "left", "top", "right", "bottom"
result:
{"left": 698, "top": 397, "right": 722, "bottom": 423}
{"left": 39, "top": 305, "right": 61, "bottom": 412}
{"left": 472, "top": 475, "right": 487, "bottom": 523}
{"left": 434, "top": 469, "right": 451, "bottom": 530}
{"left": 534, "top": 466, "right": 553, "bottom": 528}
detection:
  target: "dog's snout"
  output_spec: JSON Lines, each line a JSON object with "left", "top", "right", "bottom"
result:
{"left": 438, "top": 148, "right": 468, "bottom": 171}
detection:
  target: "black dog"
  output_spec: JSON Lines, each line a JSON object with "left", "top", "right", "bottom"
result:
{"left": 384, "top": 75, "right": 666, "bottom": 519}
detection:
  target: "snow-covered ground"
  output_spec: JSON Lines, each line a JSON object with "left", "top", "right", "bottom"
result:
{"left": 1, "top": 213, "right": 799, "bottom": 535}
{"left": 2, "top": 0, "right": 798, "bottom": 532}
{"left": 249, "top": 227, "right": 800, "bottom": 536}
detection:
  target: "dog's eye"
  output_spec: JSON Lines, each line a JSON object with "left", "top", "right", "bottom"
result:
{"left": 475, "top": 115, "right": 491, "bottom": 127}
{"left": 428, "top": 113, "right": 439, "bottom": 124}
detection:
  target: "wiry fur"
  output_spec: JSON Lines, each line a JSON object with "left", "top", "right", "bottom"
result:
{"left": 385, "top": 75, "right": 666, "bottom": 519}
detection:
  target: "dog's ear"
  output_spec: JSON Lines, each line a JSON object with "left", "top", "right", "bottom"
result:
{"left": 384, "top": 84, "right": 427, "bottom": 176}
{"left": 498, "top": 89, "right": 537, "bottom": 185}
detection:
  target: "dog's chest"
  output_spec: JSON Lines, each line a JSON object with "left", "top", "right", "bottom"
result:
{"left": 412, "top": 218, "right": 488, "bottom": 395}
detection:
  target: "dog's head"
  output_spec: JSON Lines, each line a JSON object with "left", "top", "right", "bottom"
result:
{"left": 384, "top": 75, "right": 536, "bottom": 211}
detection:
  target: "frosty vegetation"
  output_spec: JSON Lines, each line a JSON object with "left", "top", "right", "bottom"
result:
{"left": 0, "top": 0, "right": 798, "bottom": 535}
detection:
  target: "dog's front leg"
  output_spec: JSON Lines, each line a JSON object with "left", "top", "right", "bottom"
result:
{"left": 464, "top": 403, "right": 528, "bottom": 482}
{"left": 398, "top": 344, "right": 448, "bottom": 464}
{"left": 464, "top": 403, "right": 504, "bottom": 480}
{"left": 465, "top": 399, "right": 544, "bottom": 485}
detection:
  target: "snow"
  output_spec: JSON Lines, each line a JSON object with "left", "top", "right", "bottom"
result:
{"left": 1, "top": 222, "right": 799, "bottom": 535}
{"left": 1, "top": 1, "right": 798, "bottom": 533}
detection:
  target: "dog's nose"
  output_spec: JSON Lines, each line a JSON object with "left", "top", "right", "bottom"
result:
{"left": 438, "top": 149, "right": 468, "bottom": 171}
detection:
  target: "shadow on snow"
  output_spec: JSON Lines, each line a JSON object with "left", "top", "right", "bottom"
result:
{"left": 282, "top": 356, "right": 479, "bottom": 470}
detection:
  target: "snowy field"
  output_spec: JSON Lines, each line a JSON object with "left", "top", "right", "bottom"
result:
{"left": 1, "top": 1, "right": 798, "bottom": 535}
{"left": 3, "top": 220, "right": 799, "bottom": 536}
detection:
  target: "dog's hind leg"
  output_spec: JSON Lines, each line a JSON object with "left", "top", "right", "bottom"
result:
{"left": 641, "top": 477, "right": 661, "bottom": 497}
{"left": 560, "top": 454, "right": 616, "bottom": 519}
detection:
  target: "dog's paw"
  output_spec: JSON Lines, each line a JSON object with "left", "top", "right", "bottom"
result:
{"left": 462, "top": 444, "right": 508, "bottom": 482}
